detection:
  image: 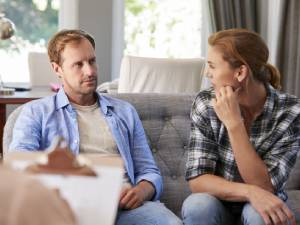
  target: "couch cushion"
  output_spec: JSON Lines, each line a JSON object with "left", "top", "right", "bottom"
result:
{"left": 286, "top": 154, "right": 300, "bottom": 190}
{"left": 286, "top": 190, "right": 300, "bottom": 223}
{"left": 109, "top": 93, "right": 195, "bottom": 215}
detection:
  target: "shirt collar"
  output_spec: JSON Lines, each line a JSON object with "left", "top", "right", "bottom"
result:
{"left": 260, "top": 84, "right": 275, "bottom": 119}
{"left": 56, "top": 88, "right": 70, "bottom": 109}
{"left": 97, "top": 92, "right": 114, "bottom": 115}
{"left": 55, "top": 88, "right": 114, "bottom": 115}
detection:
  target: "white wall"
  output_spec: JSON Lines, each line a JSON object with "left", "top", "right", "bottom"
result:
{"left": 59, "top": 0, "right": 79, "bottom": 28}
{"left": 59, "top": 0, "right": 124, "bottom": 83}
{"left": 111, "top": 0, "right": 124, "bottom": 80}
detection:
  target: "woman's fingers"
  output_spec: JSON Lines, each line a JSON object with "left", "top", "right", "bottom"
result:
{"left": 281, "top": 204, "right": 296, "bottom": 225}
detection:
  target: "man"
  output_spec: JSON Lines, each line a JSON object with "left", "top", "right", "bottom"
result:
{"left": 9, "top": 29, "right": 182, "bottom": 225}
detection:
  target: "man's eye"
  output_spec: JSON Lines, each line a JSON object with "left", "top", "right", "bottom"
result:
{"left": 89, "top": 59, "right": 96, "bottom": 65}
{"left": 75, "top": 62, "right": 83, "bottom": 67}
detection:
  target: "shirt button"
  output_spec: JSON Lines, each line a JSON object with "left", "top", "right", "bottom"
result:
{"left": 171, "top": 175, "right": 177, "bottom": 180}
{"left": 74, "top": 140, "right": 78, "bottom": 144}
{"left": 152, "top": 148, "right": 157, "bottom": 153}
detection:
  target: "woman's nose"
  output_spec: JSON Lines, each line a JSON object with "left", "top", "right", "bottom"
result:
{"left": 204, "top": 66, "right": 212, "bottom": 79}
{"left": 205, "top": 69, "right": 212, "bottom": 79}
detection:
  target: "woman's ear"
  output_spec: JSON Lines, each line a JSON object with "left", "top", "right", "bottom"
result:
{"left": 235, "top": 65, "right": 248, "bottom": 82}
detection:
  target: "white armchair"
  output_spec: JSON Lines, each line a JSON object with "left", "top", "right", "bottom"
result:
{"left": 118, "top": 56, "right": 206, "bottom": 93}
{"left": 28, "top": 52, "right": 60, "bottom": 86}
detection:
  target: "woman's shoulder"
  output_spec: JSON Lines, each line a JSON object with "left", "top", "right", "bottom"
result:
{"left": 191, "top": 87, "right": 215, "bottom": 117}
{"left": 270, "top": 87, "right": 300, "bottom": 122}
{"left": 193, "top": 87, "right": 215, "bottom": 107}
{"left": 272, "top": 87, "right": 300, "bottom": 109}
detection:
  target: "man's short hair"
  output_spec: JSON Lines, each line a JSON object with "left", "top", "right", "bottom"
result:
{"left": 47, "top": 29, "right": 95, "bottom": 65}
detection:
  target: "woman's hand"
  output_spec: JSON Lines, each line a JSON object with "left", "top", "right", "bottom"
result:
{"left": 211, "top": 86, "right": 243, "bottom": 129}
{"left": 248, "top": 185, "right": 296, "bottom": 225}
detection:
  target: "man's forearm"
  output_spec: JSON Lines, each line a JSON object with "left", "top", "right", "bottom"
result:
{"left": 189, "top": 174, "right": 253, "bottom": 202}
{"left": 227, "top": 122, "right": 274, "bottom": 192}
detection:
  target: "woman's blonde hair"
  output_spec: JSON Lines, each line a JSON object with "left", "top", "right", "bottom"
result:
{"left": 208, "top": 29, "right": 281, "bottom": 90}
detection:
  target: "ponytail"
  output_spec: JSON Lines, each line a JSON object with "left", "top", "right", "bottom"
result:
{"left": 265, "top": 63, "right": 281, "bottom": 90}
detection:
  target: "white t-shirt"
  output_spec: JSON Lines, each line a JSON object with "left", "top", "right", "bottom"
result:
{"left": 71, "top": 101, "right": 119, "bottom": 155}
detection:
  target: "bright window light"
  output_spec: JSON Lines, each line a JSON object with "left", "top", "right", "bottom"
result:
{"left": 124, "top": 0, "right": 203, "bottom": 58}
{"left": 0, "top": 0, "right": 59, "bottom": 83}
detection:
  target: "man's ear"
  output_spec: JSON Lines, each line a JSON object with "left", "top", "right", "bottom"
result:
{"left": 235, "top": 65, "right": 248, "bottom": 82}
{"left": 51, "top": 62, "right": 62, "bottom": 78}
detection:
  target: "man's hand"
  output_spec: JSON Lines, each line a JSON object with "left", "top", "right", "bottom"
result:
{"left": 211, "top": 86, "right": 243, "bottom": 129}
{"left": 248, "top": 185, "right": 296, "bottom": 225}
{"left": 119, "top": 181, "right": 155, "bottom": 210}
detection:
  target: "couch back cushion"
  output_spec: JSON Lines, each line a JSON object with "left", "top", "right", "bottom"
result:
{"left": 109, "top": 93, "right": 195, "bottom": 215}
{"left": 286, "top": 154, "right": 300, "bottom": 190}
{"left": 118, "top": 56, "right": 205, "bottom": 93}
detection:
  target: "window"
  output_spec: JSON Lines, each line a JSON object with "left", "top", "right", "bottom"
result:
{"left": 0, "top": 0, "right": 59, "bottom": 83}
{"left": 124, "top": 0, "right": 207, "bottom": 58}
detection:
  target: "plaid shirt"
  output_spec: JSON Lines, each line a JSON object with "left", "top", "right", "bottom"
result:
{"left": 186, "top": 84, "right": 300, "bottom": 201}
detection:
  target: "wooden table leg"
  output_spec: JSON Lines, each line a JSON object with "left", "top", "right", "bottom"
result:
{"left": 0, "top": 103, "right": 6, "bottom": 159}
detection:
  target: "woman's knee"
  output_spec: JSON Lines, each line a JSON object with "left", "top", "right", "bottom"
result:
{"left": 182, "top": 193, "right": 222, "bottom": 218}
{"left": 241, "top": 203, "right": 265, "bottom": 225}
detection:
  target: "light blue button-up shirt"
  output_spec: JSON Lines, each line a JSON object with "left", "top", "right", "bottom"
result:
{"left": 9, "top": 88, "right": 162, "bottom": 200}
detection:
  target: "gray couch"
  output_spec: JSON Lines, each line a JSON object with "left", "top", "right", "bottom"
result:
{"left": 3, "top": 93, "right": 300, "bottom": 221}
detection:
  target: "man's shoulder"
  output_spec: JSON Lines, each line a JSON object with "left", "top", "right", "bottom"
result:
{"left": 99, "top": 94, "right": 139, "bottom": 123}
{"left": 22, "top": 94, "right": 57, "bottom": 112}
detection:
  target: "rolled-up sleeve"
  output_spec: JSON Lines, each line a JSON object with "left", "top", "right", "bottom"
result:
{"left": 185, "top": 97, "right": 218, "bottom": 180}
{"left": 131, "top": 108, "right": 163, "bottom": 200}
{"left": 263, "top": 124, "right": 300, "bottom": 192}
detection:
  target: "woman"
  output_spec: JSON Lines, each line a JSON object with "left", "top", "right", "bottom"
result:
{"left": 182, "top": 29, "right": 299, "bottom": 225}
